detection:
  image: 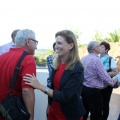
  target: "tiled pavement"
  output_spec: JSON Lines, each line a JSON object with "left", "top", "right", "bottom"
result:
{"left": 87, "top": 87, "right": 120, "bottom": 120}
{"left": 108, "top": 87, "right": 120, "bottom": 120}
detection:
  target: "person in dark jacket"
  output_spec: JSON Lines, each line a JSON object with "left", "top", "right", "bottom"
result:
{"left": 23, "top": 30, "right": 85, "bottom": 120}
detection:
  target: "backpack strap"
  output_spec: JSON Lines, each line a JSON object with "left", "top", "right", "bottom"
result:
{"left": 9, "top": 51, "right": 29, "bottom": 90}
{"left": 108, "top": 56, "right": 112, "bottom": 70}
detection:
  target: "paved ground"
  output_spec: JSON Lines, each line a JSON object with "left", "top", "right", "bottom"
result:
{"left": 108, "top": 87, "right": 120, "bottom": 120}
{"left": 87, "top": 87, "right": 120, "bottom": 120}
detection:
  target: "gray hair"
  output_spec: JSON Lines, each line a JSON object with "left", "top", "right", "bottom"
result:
{"left": 87, "top": 41, "right": 98, "bottom": 53}
{"left": 15, "top": 29, "right": 35, "bottom": 46}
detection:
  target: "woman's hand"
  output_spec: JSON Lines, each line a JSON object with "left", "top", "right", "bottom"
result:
{"left": 112, "top": 77, "right": 119, "bottom": 88}
{"left": 23, "top": 73, "right": 40, "bottom": 89}
{"left": 23, "top": 74, "right": 53, "bottom": 97}
{"left": 112, "top": 77, "right": 118, "bottom": 84}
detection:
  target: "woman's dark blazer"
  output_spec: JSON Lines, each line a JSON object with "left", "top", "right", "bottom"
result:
{"left": 48, "top": 61, "right": 86, "bottom": 120}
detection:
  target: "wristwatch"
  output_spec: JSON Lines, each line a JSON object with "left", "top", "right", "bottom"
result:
{"left": 44, "top": 87, "right": 50, "bottom": 94}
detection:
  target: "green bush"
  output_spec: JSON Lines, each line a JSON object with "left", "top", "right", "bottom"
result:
{"left": 34, "top": 49, "right": 54, "bottom": 66}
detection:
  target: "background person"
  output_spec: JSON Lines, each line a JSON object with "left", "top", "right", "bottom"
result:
{"left": 46, "top": 42, "right": 56, "bottom": 75}
{"left": 0, "top": 29, "right": 20, "bottom": 55}
{"left": 81, "top": 41, "right": 117, "bottom": 120}
{"left": 0, "top": 29, "right": 38, "bottom": 120}
{"left": 46, "top": 42, "right": 56, "bottom": 87}
{"left": 23, "top": 30, "right": 85, "bottom": 120}
{"left": 99, "top": 41, "right": 118, "bottom": 120}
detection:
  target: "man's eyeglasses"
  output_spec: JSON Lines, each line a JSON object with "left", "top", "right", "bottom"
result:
{"left": 29, "top": 38, "right": 38, "bottom": 45}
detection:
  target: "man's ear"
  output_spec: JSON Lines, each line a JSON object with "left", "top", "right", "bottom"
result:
{"left": 26, "top": 39, "right": 30, "bottom": 46}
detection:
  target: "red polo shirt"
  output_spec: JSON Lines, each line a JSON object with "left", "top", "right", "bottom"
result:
{"left": 0, "top": 48, "right": 36, "bottom": 103}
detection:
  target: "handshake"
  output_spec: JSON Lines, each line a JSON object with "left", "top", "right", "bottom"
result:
{"left": 112, "top": 75, "right": 120, "bottom": 88}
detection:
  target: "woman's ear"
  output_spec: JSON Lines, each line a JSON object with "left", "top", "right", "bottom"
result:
{"left": 106, "top": 49, "right": 108, "bottom": 53}
{"left": 69, "top": 43, "right": 74, "bottom": 50}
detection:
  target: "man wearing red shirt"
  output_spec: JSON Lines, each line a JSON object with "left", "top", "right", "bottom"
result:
{"left": 0, "top": 29, "right": 38, "bottom": 120}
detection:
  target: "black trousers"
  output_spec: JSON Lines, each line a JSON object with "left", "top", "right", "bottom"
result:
{"left": 82, "top": 85, "right": 102, "bottom": 120}
{"left": 101, "top": 86, "right": 113, "bottom": 120}
{"left": 118, "top": 114, "right": 120, "bottom": 120}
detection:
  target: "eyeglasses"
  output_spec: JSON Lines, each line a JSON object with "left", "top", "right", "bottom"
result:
{"left": 29, "top": 38, "right": 38, "bottom": 45}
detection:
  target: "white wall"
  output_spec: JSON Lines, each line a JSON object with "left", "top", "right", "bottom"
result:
{"left": 34, "top": 69, "right": 49, "bottom": 120}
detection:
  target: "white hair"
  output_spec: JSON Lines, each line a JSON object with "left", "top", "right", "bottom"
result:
{"left": 15, "top": 29, "right": 35, "bottom": 46}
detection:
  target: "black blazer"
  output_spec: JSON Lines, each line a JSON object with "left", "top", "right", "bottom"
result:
{"left": 48, "top": 61, "right": 86, "bottom": 120}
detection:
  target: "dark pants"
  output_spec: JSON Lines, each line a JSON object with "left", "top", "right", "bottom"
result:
{"left": 82, "top": 85, "right": 102, "bottom": 120}
{"left": 101, "top": 86, "right": 113, "bottom": 120}
{"left": 118, "top": 114, "right": 120, "bottom": 120}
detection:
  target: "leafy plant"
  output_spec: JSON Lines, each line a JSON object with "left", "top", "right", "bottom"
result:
{"left": 34, "top": 49, "right": 54, "bottom": 66}
{"left": 92, "top": 31, "right": 104, "bottom": 42}
{"left": 107, "top": 30, "right": 120, "bottom": 42}
{"left": 70, "top": 28, "right": 82, "bottom": 47}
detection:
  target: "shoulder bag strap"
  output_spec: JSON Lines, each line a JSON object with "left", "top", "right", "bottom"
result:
{"left": 10, "top": 51, "right": 29, "bottom": 90}
{"left": 109, "top": 57, "right": 112, "bottom": 70}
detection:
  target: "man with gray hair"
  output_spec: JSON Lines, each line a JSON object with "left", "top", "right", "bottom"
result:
{"left": 0, "top": 29, "right": 20, "bottom": 55}
{"left": 0, "top": 29, "right": 38, "bottom": 120}
{"left": 81, "top": 41, "right": 117, "bottom": 120}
